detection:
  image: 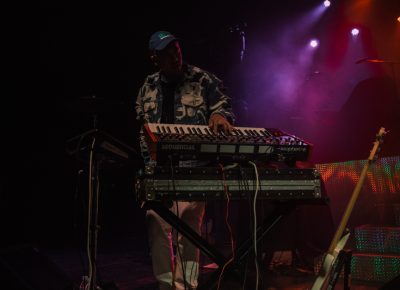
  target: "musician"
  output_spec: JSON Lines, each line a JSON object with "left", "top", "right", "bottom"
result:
{"left": 135, "top": 31, "right": 235, "bottom": 290}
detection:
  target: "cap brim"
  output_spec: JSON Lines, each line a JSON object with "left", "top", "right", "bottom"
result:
{"left": 154, "top": 36, "right": 178, "bottom": 51}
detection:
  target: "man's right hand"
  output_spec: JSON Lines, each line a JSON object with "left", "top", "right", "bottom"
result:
{"left": 208, "top": 113, "right": 233, "bottom": 135}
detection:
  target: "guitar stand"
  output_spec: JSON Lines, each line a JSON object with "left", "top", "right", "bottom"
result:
{"left": 326, "top": 249, "right": 352, "bottom": 290}
{"left": 144, "top": 201, "right": 298, "bottom": 290}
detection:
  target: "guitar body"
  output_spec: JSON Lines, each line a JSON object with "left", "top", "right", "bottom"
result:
{"left": 312, "top": 253, "right": 335, "bottom": 290}
{"left": 311, "top": 233, "right": 350, "bottom": 290}
{"left": 310, "top": 127, "right": 386, "bottom": 290}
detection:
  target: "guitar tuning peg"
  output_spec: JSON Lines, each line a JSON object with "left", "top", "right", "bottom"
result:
{"left": 376, "top": 128, "right": 387, "bottom": 136}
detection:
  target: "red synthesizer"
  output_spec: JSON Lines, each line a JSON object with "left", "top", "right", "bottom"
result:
{"left": 143, "top": 123, "right": 313, "bottom": 164}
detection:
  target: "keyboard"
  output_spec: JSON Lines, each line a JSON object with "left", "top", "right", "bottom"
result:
{"left": 143, "top": 123, "right": 312, "bottom": 164}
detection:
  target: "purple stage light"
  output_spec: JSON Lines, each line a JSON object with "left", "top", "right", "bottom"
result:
{"left": 323, "top": 0, "right": 331, "bottom": 8}
{"left": 310, "top": 39, "right": 319, "bottom": 48}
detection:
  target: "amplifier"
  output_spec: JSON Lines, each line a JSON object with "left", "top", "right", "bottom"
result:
{"left": 136, "top": 166, "right": 322, "bottom": 202}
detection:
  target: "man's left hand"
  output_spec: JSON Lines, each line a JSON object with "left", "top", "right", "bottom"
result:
{"left": 209, "top": 114, "right": 233, "bottom": 134}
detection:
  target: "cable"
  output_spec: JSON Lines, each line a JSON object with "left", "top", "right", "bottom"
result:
{"left": 72, "top": 168, "right": 88, "bottom": 281}
{"left": 223, "top": 163, "right": 239, "bottom": 170}
{"left": 236, "top": 164, "right": 253, "bottom": 290}
{"left": 238, "top": 165, "right": 253, "bottom": 248}
{"left": 220, "top": 164, "right": 237, "bottom": 257}
{"left": 216, "top": 163, "right": 238, "bottom": 290}
{"left": 86, "top": 137, "right": 96, "bottom": 290}
{"left": 169, "top": 159, "right": 188, "bottom": 290}
{"left": 248, "top": 161, "right": 260, "bottom": 290}
{"left": 241, "top": 254, "right": 250, "bottom": 290}
{"left": 92, "top": 164, "right": 102, "bottom": 287}
{"left": 70, "top": 131, "right": 96, "bottom": 290}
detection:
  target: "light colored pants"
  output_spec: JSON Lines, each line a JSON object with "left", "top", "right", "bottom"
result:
{"left": 146, "top": 201, "right": 205, "bottom": 290}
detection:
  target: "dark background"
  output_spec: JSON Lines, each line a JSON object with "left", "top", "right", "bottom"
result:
{"left": 3, "top": 0, "right": 399, "bottom": 253}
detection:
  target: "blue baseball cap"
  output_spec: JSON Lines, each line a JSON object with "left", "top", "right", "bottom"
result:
{"left": 149, "top": 31, "right": 178, "bottom": 51}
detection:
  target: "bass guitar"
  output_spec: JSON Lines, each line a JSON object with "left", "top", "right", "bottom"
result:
{"left": 311, "top": 127, "right": 387, "bottom": 290}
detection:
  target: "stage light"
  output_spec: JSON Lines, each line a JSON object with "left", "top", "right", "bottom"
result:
{"left": 310, "top": 39, "right": 319, "bottom": 48}
{"left": 351, "top": 28, "right": 360, "bottom": 36}
{"left": 397, "top": 16, "right": 400, "bottom": 22}
{"left": 323, "top": 0, "right": 331, "bottom": 8}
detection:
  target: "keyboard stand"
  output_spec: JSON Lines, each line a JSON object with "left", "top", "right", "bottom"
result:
{"left": 144, "top": 200, "right": 314, "bottom": 289}
{"left": 144, "top": 201, "right": 227, "bottom": 267}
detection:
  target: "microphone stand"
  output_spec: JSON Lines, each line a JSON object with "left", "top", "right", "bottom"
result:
{"left": 66, "top": 96, "right": 140, "bottom": 290}
{"left": 75, "top": 110, "right": 103, "bottom": 290}
{"left": 66, "top": 107, "right": 112, "bottom": 290}
{"left": 86, "top": 129, "right": 101, "bottom": 290}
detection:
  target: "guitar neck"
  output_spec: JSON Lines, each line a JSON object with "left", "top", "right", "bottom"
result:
{"left": 327, "top": 162, "right": 370, "bottom": 254}
{"left": 327, "top": 127, "right": 385, "bottom": 255}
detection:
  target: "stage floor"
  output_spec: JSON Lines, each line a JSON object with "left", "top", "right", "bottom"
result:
{"left": 42, "top": 234, "right": 385, "bottom": 290}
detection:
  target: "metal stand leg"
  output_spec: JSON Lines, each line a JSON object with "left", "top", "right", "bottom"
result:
{"left": 343, "top": 250, "right": 352, "bottom": 290}
{"left": 144, "top": 201, "right": 227, "bottom": 267}
{"left": 145, "top": 200, "right": 297, "bottom": 290}
{"left": 327, "top": 249, "right": 352, "bottom": 290}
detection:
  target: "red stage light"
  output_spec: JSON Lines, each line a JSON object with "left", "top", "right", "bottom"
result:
{"left": 351, "top": 28, "right": 360, "bottom": 36}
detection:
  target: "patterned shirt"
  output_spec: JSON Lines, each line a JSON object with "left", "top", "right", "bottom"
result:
{"left": 135, "top": 64, "right": 235, "bottom": 163}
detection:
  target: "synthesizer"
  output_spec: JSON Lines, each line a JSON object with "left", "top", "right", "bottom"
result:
{"left": 143, "top": 123, "right": 312, "bottom": 164}
{"left": 136, "top": 166, "right": 322, "bottom": 201}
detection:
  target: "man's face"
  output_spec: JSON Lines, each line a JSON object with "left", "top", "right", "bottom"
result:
{"left": 155, "top": 41, "right": 183, "bottom": 78}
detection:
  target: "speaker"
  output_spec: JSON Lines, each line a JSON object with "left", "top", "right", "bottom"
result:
{"left": 0, "top": 244, "right": 74, "bottom": 290}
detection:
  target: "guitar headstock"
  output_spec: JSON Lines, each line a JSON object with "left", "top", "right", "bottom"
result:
{"left": 368, "top": 127, "right": 387, "bottom": 163}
